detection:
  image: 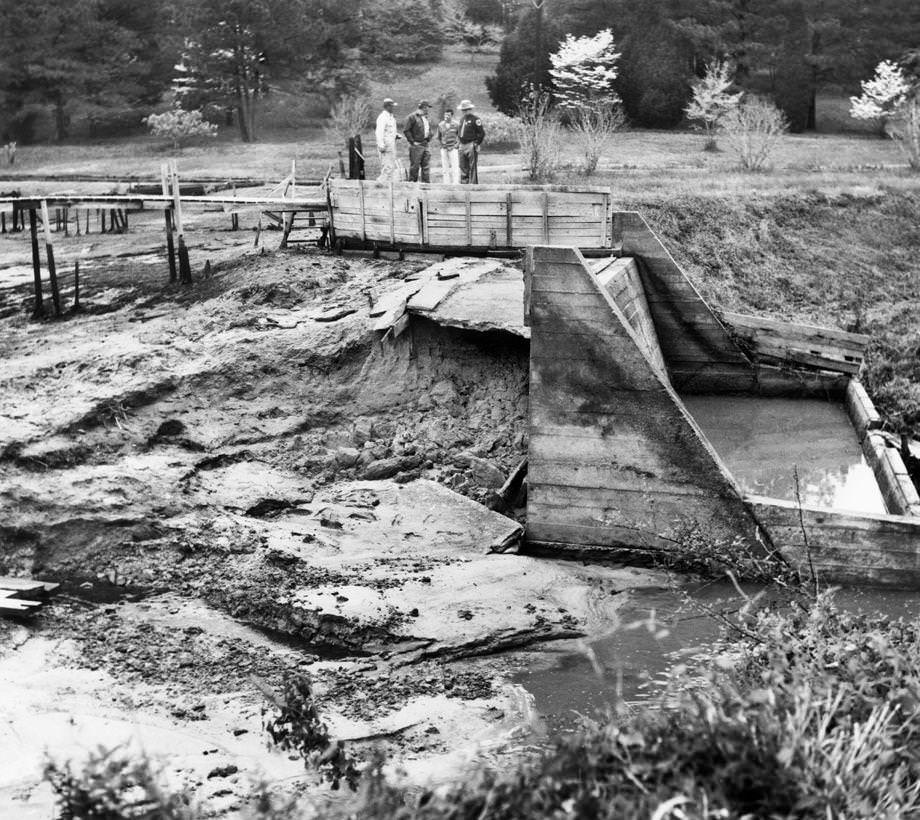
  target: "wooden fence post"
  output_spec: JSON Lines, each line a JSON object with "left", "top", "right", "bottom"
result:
{"left": 28, "top": 209, "right": 44, "bottom": 319}
{"left": 170, "top": 160, "right": 192, "bottom": 283}
{"left": 161, "top": 163, "right": 177, "bottom": 283}
{"left": 40, "top": 200, "right": 62, "bottom": 316}
{"left": 280, "top": 159, "right": 296, "bottom": 249}
{"left": 72, "top": 259, "right": 81, "bottom": 312}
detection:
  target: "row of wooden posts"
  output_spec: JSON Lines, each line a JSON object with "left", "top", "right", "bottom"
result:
{"left": 161, "top": 159, "right": 192, "bottom": 285}
{"left": 24, "top": 160, "right": 193, "bottom": 319}
{"left": 2, "top": 205, "right": 129, "bottom": 235}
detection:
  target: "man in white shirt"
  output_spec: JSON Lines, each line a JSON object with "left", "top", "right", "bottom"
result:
{"left": 375, "top": 98, "right": 402, "bottom": 183}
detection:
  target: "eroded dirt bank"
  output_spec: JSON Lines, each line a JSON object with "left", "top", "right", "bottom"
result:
{"left": 0, "top": 243, "right": 666, "bottom": 816}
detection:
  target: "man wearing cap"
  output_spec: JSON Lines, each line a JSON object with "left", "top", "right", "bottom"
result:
{"left": 375, "top": 98, "right": 402, "bottom": 183}
{"left": 457, "top": 99, "right": 485, "bottom": 184}
{"left": 403, "top": 100, "right": 432, "bottom": 183}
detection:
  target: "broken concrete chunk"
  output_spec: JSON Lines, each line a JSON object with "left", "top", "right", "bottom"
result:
{"left": 360, "top": 454, "right": 423, "bottom": 481}
{"left": 312, "top": 306, "right": 357, "bottom": 322}
{"left": 334, "top": 447, "right": 361, "bottom": 467}
{"left": 466, "top": 456, "right": 505, "bottom": 489}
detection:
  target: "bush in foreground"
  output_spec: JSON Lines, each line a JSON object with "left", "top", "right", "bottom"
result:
{"left": 44, "top": 592, "right": 920, "bottom": 819}
{"left": 342, "top": 591, "right": 920, "bottom": 819}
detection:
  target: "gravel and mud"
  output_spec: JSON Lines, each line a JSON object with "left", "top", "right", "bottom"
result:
{"left": 0, "top": 218, "right": 667, "bottom": 817}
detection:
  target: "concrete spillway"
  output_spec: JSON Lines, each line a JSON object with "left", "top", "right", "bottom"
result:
{"left": 522, "top": 216, "right": 920, "bottom": 588}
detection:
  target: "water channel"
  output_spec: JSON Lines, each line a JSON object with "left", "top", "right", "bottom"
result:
{"left": 681, "top": 395, "right": 886, "bottom": 514}
{"left": 516, "top": 393, "right": 910, "bottom": 732}
{"left": 515, "top": 582, "right": 920, "bottom": 735}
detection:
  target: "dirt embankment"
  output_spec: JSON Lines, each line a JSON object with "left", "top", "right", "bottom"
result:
{"left": 0, "top": 242, "right": 665, "bottom": 816}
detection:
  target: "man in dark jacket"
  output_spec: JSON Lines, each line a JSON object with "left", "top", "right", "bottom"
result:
{"left": 403, "top": 100, "right": 432, "bottom": 183}
{"left": 457, "top": 99, "right": 485, "bottom": 184}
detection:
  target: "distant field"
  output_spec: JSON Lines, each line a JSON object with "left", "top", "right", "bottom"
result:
{"left": 366, "top": 45, "right": 501, "bottom": 115}
{"left": 2, "top": 124, "right": 909, "bottom": 199}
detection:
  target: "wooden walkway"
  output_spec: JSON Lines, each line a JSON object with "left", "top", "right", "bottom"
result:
{"left": 328, "top": 179, "right": 612, "bottom": 252}
{"left": 1, "top": 160, "right": 330, "bottom": 317}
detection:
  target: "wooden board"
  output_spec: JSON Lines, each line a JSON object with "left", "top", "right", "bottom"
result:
{"left": 594, "top": 257, "right": 667, "bottom": 377}
{"left": 747, "top": 496, "right": 920, "bottom": 586}
{"left": 845, "top": 379, "right": 882, "bottom": 436}
{"left": 721, "top": 311, "right": 866, "bottom": 374}
{"left": 525, "top": 244, "right": 765, "bottom": 555}
{"left": 0, "top": 576, "right": 59, "bottom": 596}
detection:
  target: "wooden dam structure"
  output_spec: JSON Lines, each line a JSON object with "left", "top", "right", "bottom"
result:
{"left": 4, "top": 173, "right": 920, "bottom": 585}
{"left": 524, "top": 214, "right": 920, "bottom": 587}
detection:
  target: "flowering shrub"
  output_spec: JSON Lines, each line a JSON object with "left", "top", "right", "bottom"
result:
{"left": 143, "top": 108, "right": 218, "bottom": 149}
{"left": 549, "top": 28, "right": 621, "bottom": 110}
{"left": 685, "top": 59, "right": 742, "bottom": 151}
{"left": 851, "top": 60, "right": 920, "bottom": 170}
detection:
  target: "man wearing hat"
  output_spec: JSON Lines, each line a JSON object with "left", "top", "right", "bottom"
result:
{"left": 403, "top": 100, "right": 433, "bottom": 183}
{"left": 375, "top": 98, "right": 402, "bottom": 183}
{"left": 457, "top": 99, "right": 485, "bottom": 184}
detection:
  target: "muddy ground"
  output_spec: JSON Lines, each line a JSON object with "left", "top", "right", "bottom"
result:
{"left": 0, "top": 213, "right": 667, "bottom": 818}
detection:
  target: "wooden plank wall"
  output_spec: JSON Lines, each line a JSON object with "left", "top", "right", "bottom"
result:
{"left": 329, "top": 180, "right": 610, "bottom": 249}
{"left": 591, "top": 256, "right": 667, "bottom": 378}
{"left": 525, "top": 245, "right": 765, "bottom": 555}
{"left": 748, "top": 496, "right": 920, "bottom": 587}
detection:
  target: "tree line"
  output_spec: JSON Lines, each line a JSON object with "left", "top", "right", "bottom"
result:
{"left": 0, "top": 0, "right": 512, "bottom": 144}
{"left": 487, "top": 0, "right": 920, "bottom": 131}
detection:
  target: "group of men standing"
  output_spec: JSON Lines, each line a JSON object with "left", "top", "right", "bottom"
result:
{"left": 375, "top": 98, "right": 485, "bottom": 185}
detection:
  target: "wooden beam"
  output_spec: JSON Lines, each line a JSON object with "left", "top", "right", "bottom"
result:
{"left": 161, "top": 163, "right": 177, "bottom": 283}
{"left": 389, "top": 181, "right": 395, "bottom": 245}
{"left": 39, "top": 200, "right": 61, "bottom": 317}
{"left": 72, "top": 259, "right": 81, "bottom": 312}
{"left": 170, "top": 161, "right": 192, "bottom": 284}
{"left": 541, "top": 192, "right": 549, "bottom": 242}
{"left": 505, "top": 192, "right": 513, "bottom": 246}
{"left": 28, "top": 209, "right": 43, "bottom": 319}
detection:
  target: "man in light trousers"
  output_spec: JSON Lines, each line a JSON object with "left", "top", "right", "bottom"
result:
{"left": 436, "top": 108, "right": 460, "bottom": 184}
{"left": 375, "top": 98, "right": 402, "bottom": 183}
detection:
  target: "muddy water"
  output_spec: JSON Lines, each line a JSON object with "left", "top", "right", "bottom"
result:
{"left": 681, "top": 395, "right": 886, "bottom": 514}
{"left": 514, "top": 583, "right": 920, "bottom": 735}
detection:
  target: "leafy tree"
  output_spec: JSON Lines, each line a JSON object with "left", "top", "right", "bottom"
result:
{"left": 617, "top": 21, "right": 694, "bottom": 127}
{"left": 0, "top": 0, "right": 152, "bottom": 141}
{"left": 486, "top": 5, "right": 564, "bottom": 114}
{"left": 361, "top": 0, "right": 444, "bottom": 64}
{"left": 441, "top": 0, "right": 504, "bottom": 60}
{"left": 685, "top": 59, "right": 742, "bottom": 148}
{"left": 549, "top": 28, "right": 621, "bottom": 110}
{"left": 174, "top": 0, "right": 364, "bottom": 142}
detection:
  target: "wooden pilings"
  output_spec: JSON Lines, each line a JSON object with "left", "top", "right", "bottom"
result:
{"left": 168, "top": 160, "right": 192, "bottom": 283}
{"left": 161, "top": 163, "right": 178, "bottom": 283}
{"left": 280, "top": 159, "right": 296, "bottom": 249}
{"left": 72, "top": 259, "right": 81, "bottom": 312}
{"left": 39, "top": 200, "right": 62, "bottom": 316}
{"left": 28, "top": 209, "right": 43, "bottom": 319}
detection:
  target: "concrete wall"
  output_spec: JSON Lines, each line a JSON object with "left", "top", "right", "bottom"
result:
{"left": 525, "top": 245, "right": 764, "bottom": 556}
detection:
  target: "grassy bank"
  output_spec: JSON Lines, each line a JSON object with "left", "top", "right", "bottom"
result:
{"left": 630, "top": 190, "right": 920, "bottom": 435}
